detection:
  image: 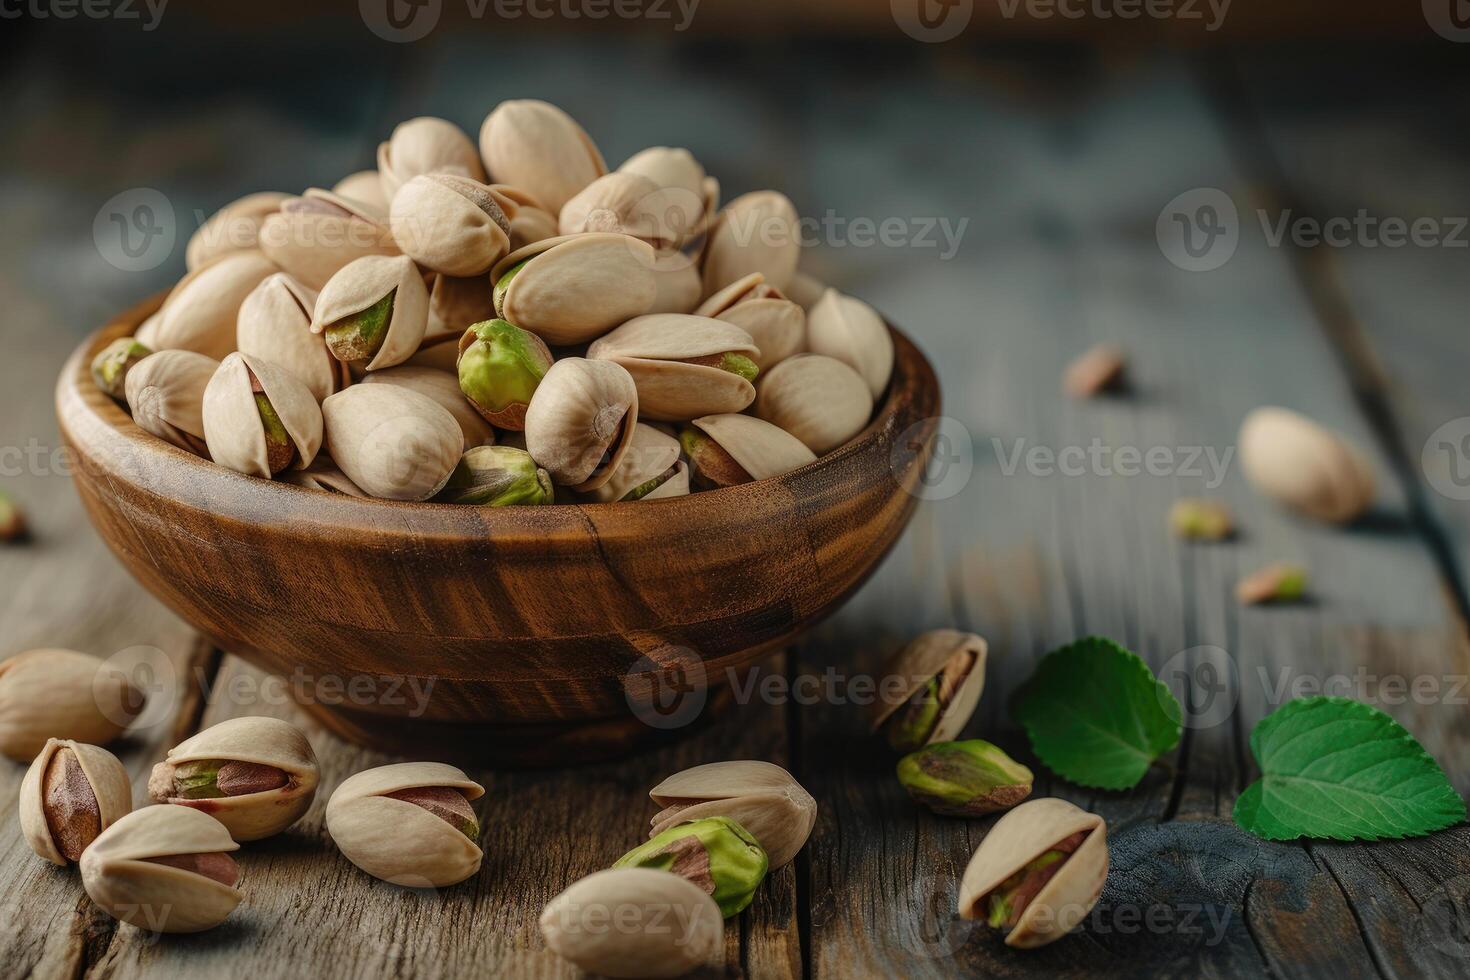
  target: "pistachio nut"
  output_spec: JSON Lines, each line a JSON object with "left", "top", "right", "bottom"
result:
{"left": 491, "top": 233, "right": 658, "bottom": 346}
{"left": 614, "top": 816, "right": 769, "bottom": 918}
{"left": 785, "top": 269, "right": 828, "bottom": 311}
{"left": 91, "top": 337, "right": 152, "bottom": 400}
{"left": 585, "top": 423, "right": 689, "bottom": 503}
{"left": 680, "top": 414, "right": 815, "bottom": 491}
{"left": 1063, "top": 343, "right": 1127, "bottom": 398}
{"left": 872, "top": 629, "right": 987, "bottom": 753}
{"left": 186, "top": 191, "right": 290, "bottom": 272}
{"left": 237, "top": 273, "right": 350, "bottom": 403}
{"left": 321, "top": 383, "right": 463, "bottom": 501}
{"left": 524, "top": 357, "right": 639, "bottom": 492}
{"left": 695, "top": 272, "right": 806, "bottom": 370}
{"left": 389, "top": 173, "right": 513, "bottom": 277}
{"left": 455, "top": 318, "right": 553, "bottom": 429}
{"left": 311, "top": 254, "right": 429, "bottom": 371}
{"left": 646, "top": 260, "right": 704, "bottom": 316}
{"left": 754, "top": 354, "right": 872, "bottom": 455}
{"left": 325, "top": 761, "right": 485, "bottom": 887}
{"left": 587, "top": 314, "right": 760, "bottom": 421}
{"left": 425, "top": 272, "right": 496, "bottom": 342}
{"left": 259, "top": 188, "right": 399, "bottom": 290}
{"left": 152, "top": 249, "right": 278, "bottom": 360}
{"left": 1169, "top": 498, "right": 1234, "bottom": 541}
{"left": 491, "top": 183, "right": 560, "bottom": 251}
{"left": 80, "top": 804, "right": 242, "bottom": 933}
{"left": 897, "top": 740, "right": 1033, "bottom": 817}
{"left": 1238, "top": 406, "right": 1376, "bottom": 524}
{"left": 957, "top": 798, "right": 1109, "bottom": 949}
{"left": 377, "top": 115, "right": 486, "bottom": 202}
{"left": 203, "top": 352, "right": 324, "bottom": 478}
{"left": 148, "top": 716, "right": 319, "bottom": 842}
{"left": 540, "top": 868, "right": 723, "bottom": 980}
{"left": 1236, "top": 561, "right": 1309, "bottom": 606}
{"left": 279, "top": 458, "right": 367, "bottom": 497}
{"left": 806, "top": 288, "right": 894, "bottom": 399}
{"left": 702, "top": 190, "right": 800, "bottom": 298}
{"left": 333, "top": 170, "right": 390, "bottom": 213}
{"left": 134, "top": 310, "right": 163, "bottom": 349}
{"left": 479, "top": 99, "right": 607, "bottom": 214}
{"left": 364, "top": 365, "right": 497, "bottom": 450}
{"left": 648, "top": 760, "right": 816, "bottom": 869}
{"left": 0, "top": 491, "right": 25, "bottom": 543}
{"left": 438, "top": 446, "right": 554, "bottom": 506}
{"left": 559, "top": 172, "right": 695, "bottom": 251}
{"left": 407, "top": 333, "right": 462, "bottom": 373}
{"left": 0, "top": 650, "right": 145, "bottom": 761}
{"left": 124, "top": 350, "right": 219, "bottom": 457}
{"left": 617, "top": 145, "right": 717, "bottom": 244}
{"left": 20, "top": 739, "right": 133, "bottom": 865}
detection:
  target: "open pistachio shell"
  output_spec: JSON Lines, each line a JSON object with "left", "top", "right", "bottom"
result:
{"left": 491, "top": 233, "right": 658, "bottom": 346}
{"left": 322, "top": 383, "right": 463, "bottom": 501}
{"left": 1239, "top": 407, "right": 1376, "bottom": 524}
{"left": 258, "top": 189, "right": 399, "bottom": 290}
{"left": 425, "top": 272, "right": 496, "bottom": 343}
{"left": 587, "top": 314, "right": 760, "bottom": 422}
{"left": 237, "top": 273, "right": 348, "bottom": 403}
{"left": 186, "top": 192, "right": 290, "bottom": 272}
{"left": 696, "top": 272, "right": 806, "bottom": 370}
{"left": 702, "top": 190, "right": 800, "bottom": 298}
{"left": 80, "top": 804, "right": 242, "bottom": 933}
{"left": 755, "top": 354, "right": 872, "bottom": 455}
{"left": 153, "top": 250, "right": 278, "bottom": 360}
{"left": 364, "top": 365, "right": 496, "bottom": 450}
{"left": 871, "top": 630, "right": 988, "bottom": 752}
{"left": 279, "top": 458, "right": 367, "bottom": 497}
{"left": 524, "top": 358, "right": 639, "bottom": 492}
{"left": 0, "top": 650, "right": 146, "bottom": 762}
{"left": 311, "top": 254, "right": 429, "bottom": 371}
{"left": 20, "top": 739, "right": 133, "bottom": 865}
{"left": 559, "top": 172, "right": 697, "bottom": 251}
{"left": 586, "top": 423, "right": 687, "bottom": 503}
{"left": 807, "top": 288, "right": 894, "bottom": 399}
{"left": 333, "top": 170, "right": 390, "bottom": 213}
{"left": 203, "top": 352, "right": 324, "bottom": 478}
{"left": 124, "top": 350, "right": 220, "bottom": 458}
{"left": 438, "top": 446, "right": 554, "bottom": 506}
{"left": 326, "top": 762, "right": 485, "bottom": 887}
{"left": 377, "top": 116, "right": 485, "bottom": 202}
{"left": 649, "top": 761, "right": 817, "bottom": 870}
{"left": 687, "top": 414, "right": 816, "bottom": 487}
{"left": 91, "top": 337, "right": 153, "bottom": 400}
{"left": 389, "top": 174, "right": 513, "bottom": 277}
{"left": 957, "top": 798, "right": 1109, "bottom": 949}
{"left": 479, "top": 99, "right": 607, "bottom": 215}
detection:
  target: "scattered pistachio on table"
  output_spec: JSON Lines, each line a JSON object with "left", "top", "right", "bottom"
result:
{"left": 1236, "top": 561, "right": 1310, "bottom": 606}
{"left": 20, "top": 738, "right": 133, "bottom": 865}
{"left": 897, "top": 740, "right": 1033, "bottom": 817}
{"left": 614, "top": 815, "right": 768, "bottom": 918}
{"left": 1169, "top": 498, "right": 1235, "bottom": 541}
{"left": 1239, "top": 406, "right": 1375, "bottom": 524}
{"left": 0, "top": 649, "right": 145, "bottom": 761}
{"left": 0, "top": 490, "right": 27, "bottom": 543}
{"left": 873, "top": 629, "right": 987, "bottom": 753}
{"left": 1062, "top": 342, "right": 1127, "bottom": 398}
{"left": 647, "top": 760, "right": 816, "bottom": 870}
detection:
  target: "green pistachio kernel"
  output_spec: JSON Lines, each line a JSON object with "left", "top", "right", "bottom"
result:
{"left": 896, "top": 740, "right": 1034, "bottom": 817}
{"left": 614, "top": 816, "right": 769, "bottom": 918}
{"left": 325, "top": 289, "right": 395, "bottom": 363}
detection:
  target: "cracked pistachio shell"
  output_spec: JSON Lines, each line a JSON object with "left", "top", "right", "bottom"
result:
{"left": 958, "top": 798, "right": 1109, "bottom": 949}
{"left": 333, "top": 170, "right": 390, "bottom": 213}
{"left": 586, "top": 423, "right": 687, "bottom": 503}
{"left": 491, "top": 233, "right": 659, "bottom": 346}
{"left": 0, "top": 650, "right": 145, "bottom": 761}
{"left": 588, "top": 314, "right": 760, "bottom": 422}
{"left": 807, "top": 289, "right": 894, "bottom": 399}
{"left": 897, "top": 740, "right": 1032, "bottom": 818}
{"left": 125, "top": 350, "right": 220, "bottom": 457}
{"left": 754, "top": 354, "right": 872, "bottom": 456}
{"left": 203, "top": 352, "right": 324, "bottom": 478}
{"left": 872, "top": 630, "right": 987, "bottom": 752}
{"left": 322, "top": 384, "right": 462, "bottom": 501}
{"left": 326, "top": 762, "right": 485, "bottom": 887}
{"left": 701, "top": 190, "right": 800, "bottom": 298}
{"left": 541, "top": 868, "right": 723, "bottom": 980}
{"left": 524, "top": 358, "right": 639, "bottom": 492}
{"left": 377, "top": 116, "right": 485, "bottom": 202}
{"left": 80, "top": 804, "right": 242, "bottom": 933}
{"left": 425, "top": 273, "right": 496, "bottom": 342}
{"left": 280, "top": 458, "right": 367, "bottom": 497}
{"left": 696, "top": 272, "right": 806, "bottom": 370}
{"left": 153, "top": 250, "right": 278, "bottom": 360}
{"left": 649, "top": 761, "right": 816, "bottom": 870}
{"left": 91, "top": 337, "right": 152, "bottom": 400}
{"left": 237, "top": 273, "right": 348, "bottom": 403}
{"left": 186, "top": 192, "right": 290, "bottom": 272}
{"left": 149, "top": 716, "right": 319, "bottom": 842}
{"left": 479, "top": 99, "right": 607, "bottom": 215}
{"left": 259, "top": 189, "right": 399, "bottom": 291}
{"left": 559, "top": 172, "right": 698, "bottom": 251}
{"left": 614, "top": 816, "right": 768, "bottom": 919}
{"left": 685, "top": 414, "right": 815, "bottom": 489}
{"left": 311, "top": 254, "right": 429, "bottom": 371}
{"left": 389, "top": 174, "right": 513, "bottom": 277}
{"left": 20, "top": 739, "right": 133, "bottom": 865}
{"left": 365, "top": 366, "right": 496, "bottom": 450}
{"left": 1239, "top": 407, "right": 1376, "bottom": 524}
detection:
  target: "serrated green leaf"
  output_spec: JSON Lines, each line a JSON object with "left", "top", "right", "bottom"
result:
{"left": 1234, "top": 697, "right": 1466, "bottom": 841}
{"left": 1010, "top": 637, "right": 1183, "bottom": 790}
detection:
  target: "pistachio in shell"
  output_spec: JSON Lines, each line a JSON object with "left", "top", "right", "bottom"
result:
{"left": 872, "top": 629, "right": 987, "bottom": 753}
{"left": 425, "top": 272, "right": 496, "bottom": 342}
{"left": 648, "top": 760, "right": 816, "bottom": 870}
{"left": 614, "top": 816, "right": 769, "bottom": 918}
{"left": 151, "top": 250, "right": 278, "bottom": 360}
{"left": 646, "top": 259, "right": 704, "bottom": 316}
{"left": 455, "top": 318, "right": 553, "bottom": 430}
{"left": 91, "top": 337, "right": 152, "bottom": 400}
{"left": 0, "top": 650, "right": 146, "bottom": 762}
{"left": 20, "top": 739, "right": 133, "bottom": 865}
{"left": 585, "top": 423, "right": 689, "bottom": 503}
{"left": 1238, "top": 406, "right": 1376, "bottom": 524}
{"left": 258, "top": 188, "right": 400, "bottom": 291}
{"left": 389, "top": 173, "right": 514, "bottom": 277}
{"left": 754, "top": 353, "right": 872, "bottom": 455}
{"left": 680, "top": 413, "right": 816, "bottom": 491}
{"left": 311, "top": 253, "right": 429, "bottom": 371}
{"left": 202, "top": 352, "right": 324, "bottom": 478}
{"left": 333, "top": 170, "right": 390, "bottom": 213}
{"left": 186, "top": 191, "right": 291, "bottom": 272}
{"left": 491, "top": 183, "right": 559, "bottom": 251}
{"left": 617, "top": 145, "right": 718, "bottom": 246}
{"left": 124, "top": 349, "right": 219, "bottom": 457}
{"left": 587, "top": 314, "right": 760, "bottom": 422}
{"left": 785, "top": 269, "right": 828, "bottom": 311}
{"left": 363, "top": 365, "right": 497, "bottom": 450}
{"left": 701, "top": 189, "right": 800, "bottom": 298}
{"left": 491, "top": 233, "right": 658, "bottom": 346}
{"left": 523, "top": 357, "right": 639, "bottom": 492}
{"left": 806, "top": 288, "right": 894, "bottom": 399}
{"left": 377, "top": 115, "right": 486, "bottom": 202}
{"left": 897, "top": 740, "right": 1033, "bottom": 817}
{"left": 321, "top": 383, "right": 463, "bottom": 501}
{"left": 479, "top": 99, "right": 607, "bottom": 215}
{"left": 237, "top": 272, "right": 350, "bottom": 403}
{"left": 559, "top": 172, "right": 698, "bottom": 252}
{"left": 695, "top": 272, "right": 806, "bottom": 370}
{"left": 438, "top": 446, "right": 554, "bottom": 506}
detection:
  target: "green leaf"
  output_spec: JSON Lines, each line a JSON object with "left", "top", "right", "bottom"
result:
{"left": 1235, "top": 697, "right": 1466, "bottom": 841}
{"left": 1011, "top": 637, "right": 1182, "bottom": 790}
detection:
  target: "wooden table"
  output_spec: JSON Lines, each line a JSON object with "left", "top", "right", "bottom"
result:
{"left": 3, "top": 23, "right": 1468, "bottom": 979}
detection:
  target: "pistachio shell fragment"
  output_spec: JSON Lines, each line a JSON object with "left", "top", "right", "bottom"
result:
{"left": 237, "top": 272, "right": 349, "bottom": 403}
{"left": 153, "top": 250, "right": 278, "bottom": 360}
{"left": 203, "top": 352, "right": 323, "bottom": 478}
{"left": 615, "top": 816, "right": 769, "bottom": 918}
{"left": 259, "top": 189, "right": 399, "bottom": 290}
{"left": 872, "top": 629, "right": 987, "bottom": 752}
{"left": 648, "top": 760, "right": 816, "bottom": 870}
{"left": 524, "top": 357, "right": 639, "bottom": 492}
{"left": 389, "top": 173, "right": 513, "bottom": 277}
{"left": 695, "top": 272, "right": 806, "bottom": 370}
{"left": 587, "top": 314, "right": 760, "bottom": 422}
{"left": 586, "top": 423, "right": 687, "bottom": 503}
{"left": 1239, "top": 407, "right": 1375, "bottom": 524}
{"left": 806, "top": 288, "right": 894, "bottom": 399}
{"left": 491, "top": 233, "right": 658, "bottom": 346}
{"left": 322, "top": 383, "right": 463, "bottom": 501}
{"left": 455, "top": 318, "right": 553, "bottom": 430}
{"left": 683, "top": 414, "right": 815, "bottom": 490}
{"left": 754, "top": 354, "right": 873, "bottom": 455}
{"left": 186, "top": 191, "right": 291, "bottom": 272}
{"left": 479, "top": 99, "right": 607, "bottom": 214}
{"left": 20, "top": 739, "right": 133, "bottom": 865}
{"left": 91, "top": 337, "right": 152, "bottom": 400}
{"left": 702, "top": 190, "right": 800, "bottom": 297}
{"left": 377, "top": 116, "right": 486, "bottom": 202}
{"left": 364, "top": 365, "right": 497, "bottom": 450}
{"left": 897, "top": 740, "right": 1033, "bottom": 817}
{"left": 438, "top": 446, "right": 554, "bottom": 506}
{"left": 311, "top": 254, "right": 429, "bottom": 371}
{"left": 0, "top": 650, "right": 145, "bottom": 761}
{"left": 125, "top": 349, "right": 219, "bottom": 457}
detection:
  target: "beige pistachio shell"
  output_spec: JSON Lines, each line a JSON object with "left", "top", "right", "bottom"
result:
{"left": 134, "top": 310, "right": 163, "bottom": 349}
{"left": 333, "top": 170, "right": 390, "bottom": 213}
{"left": 650, "top": 761, "right": 816, "bottom": 870}
{"left": 691, "top": 414, "right": 816, "bottom": 484}
{"left": 407, "top": 334, "right": 461, "bottom": 373}
{"left": 0, "top": 650, "right": 145, "bottom": 761}
{"left": 125, "top": 350, "right": 219, "bottom": 457}
{"left": 237, "top": 273, "right": 348, "bottom": 403}
{"left": 364, "top": 366, "right": 496, "bottom": 450}
{"left": 389, "top": 174, "right": 512, "bottom": 277}
{"left": 279, "top": 458, "right": 367, "bottom": 497}
{"left": 958, "top": 798, "right": 1109, "bottom": 949}
{"left": 20, "top": 739, "right": 133, "bottom": 865}
{"left": 377, "top": 116, "right": 486, "bottom": 202}
{"left": 647, "top": 260, "right": 703, "bottom": 315}
{"left": 702, "top": 190, "right": 800, "bottom": 298}
{"left": 618, "top": 148, "right": 719, "bottom": 249}
{"left": 311, "top": 254, "right": 430, "bottom": 371}
{"left": 871, "top": 630, "right": 987, "bottom": 744}
{"left": 488, "top": 183, "right": 559, "bottom": 251}
{"left": 541, "top": 868, "right": 723, "bottom": 979}
{"left": 785, "top": 270, "right": 828, "bottom": 311}
{"left": 696, "top": 272, "right": 806, "bottom": 369}
{"left": 1239, "top": 407, "right": 1376, "bottom": 523}
{"left": 586, "top": 423, "right": 685, "bottom": 503}
{"left": 524, "top": 358, "right": 639, "bottom": 492}
{"left": 80, "top": 804, "right": 242, "bottom": 933}
{"left": 203, "top": 352, "right": 324, "bottom": 478}
{"left": 258, "top": 189, "right": 399, "bottom": 290}
{"left": 559, "top": 172, "right": 697, "bottom": 251}
{"left": 322, "top": 383, "right": 462, "bottom": 500}
{"left": 186, "top": 192, "right": 290, "bottom": 272}
{"left": 153, "top": 250, "right": 278, "bottom": 360}
{"left": 755, "top": 354, "right": 872, "bottom": 455}
{"left": 492, "top": 233, "right": 659, "bottom": 346}
{"left": 587, "top": 314, "right": 759, "bottom": 422}
{"left": 326, "top": 762, "right": 484, "bottom": 887}
{"left": 806, "top": 288, "right": 894, "bottom": 399}
{"left": 425, "top": 273, "right": 496, "bottom": 342}
{"left": 479, "top": 99, "right": 607, "bottom": 214}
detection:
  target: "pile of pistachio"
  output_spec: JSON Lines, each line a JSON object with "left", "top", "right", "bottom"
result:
{"left": 94, "top": 102, "right": 895, "bottom": 505}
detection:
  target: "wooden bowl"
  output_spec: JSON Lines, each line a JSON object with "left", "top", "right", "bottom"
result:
{"left": 57, "top": 294, "right": 941, "bottom": 765}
